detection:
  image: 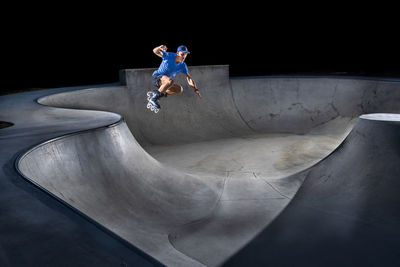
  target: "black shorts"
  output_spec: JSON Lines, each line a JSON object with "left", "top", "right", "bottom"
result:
{"left": 152, "top": 74, "right": 164, "bottom": 88}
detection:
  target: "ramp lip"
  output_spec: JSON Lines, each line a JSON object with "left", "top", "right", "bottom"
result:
{"left": 360, "top": 113, "right": 400, "bottom": 122}
{"left": 34, "top": 83, "right": 125, "bottom": 108}
{"left": 16, "top": 83, "right": 127, "bottom": 164}
{"left": 123, "top": 64, "right": 229, "bottom": 72}
{"left": 15, "top": 115, "right": 124, "bottom": 164}
{"left": 230, "top": 74, "right": 400, "bottom": 82}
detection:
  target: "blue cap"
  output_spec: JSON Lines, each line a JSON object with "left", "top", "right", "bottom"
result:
{"left": 177, "top": 45, "right": 190, "bottom": 53}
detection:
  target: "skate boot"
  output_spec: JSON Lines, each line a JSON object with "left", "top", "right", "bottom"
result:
{"left": 146, "top": 90, "right": 163, "bottom": 113}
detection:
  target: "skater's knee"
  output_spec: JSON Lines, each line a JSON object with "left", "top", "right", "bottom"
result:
{"left": 167, "top": 84, "right": 183, "bottom": 95}
{"left": 161, "top": 76, "right": 173, "bottom": 86}
{"left": 174, "top": 84, "right": 183, "bottom": 94}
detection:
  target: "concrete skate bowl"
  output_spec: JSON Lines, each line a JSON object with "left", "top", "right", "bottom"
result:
{"left": 17, "top": 65, "right": 400, "bottom": 266}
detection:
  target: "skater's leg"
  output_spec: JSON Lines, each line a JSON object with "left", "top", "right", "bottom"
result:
{"left": 166, "top": 84, "right": 183, "bottom": 95}
{"left": 158, "top": 76, "right": 174, "bottom": 93}
{"left": 147, "top": 76, "right": 170, "bottom": 110}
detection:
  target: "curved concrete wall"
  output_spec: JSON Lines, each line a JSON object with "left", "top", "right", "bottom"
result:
{"left": 17, "top": 120, "right": 222, "bottom": 267}
{"left": 225, "top": 115, "right": 400, "bottom": 266}
{"left": 231, "top": 77, "right": 400, "bottom": 133}
{"left": 39, "top": 66, "right": 400, "bottom": 145}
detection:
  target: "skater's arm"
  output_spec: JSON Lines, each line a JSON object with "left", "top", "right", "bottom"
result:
{"left": 185, "top": 74, "right": 197, "bottom": 89}
{"left": 185, "top": 74, "right": 202, "bottom": 99}
{"left": 153, "top": 45, "right": 167, "bottom": 57}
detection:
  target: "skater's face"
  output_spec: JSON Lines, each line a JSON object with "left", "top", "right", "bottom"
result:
{"left": 177, "top": 52, "right": 188, "bottom": 61}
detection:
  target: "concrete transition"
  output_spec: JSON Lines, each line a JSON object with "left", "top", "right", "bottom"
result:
{"left": 224, "top": 114, "right": 400, "bottom": 267}
{"left": 2, "top": 65, "right": 400, "bottom": 266}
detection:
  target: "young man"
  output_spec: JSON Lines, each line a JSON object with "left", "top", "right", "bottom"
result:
{"left": 147, "top": 45, "right": 202, "bottom": 113}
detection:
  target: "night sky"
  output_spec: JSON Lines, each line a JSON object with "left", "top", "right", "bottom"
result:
{"left": 2, "top": 5, "right": 399, "bottom": 92}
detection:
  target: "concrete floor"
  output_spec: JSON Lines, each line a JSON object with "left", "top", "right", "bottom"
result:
{"left": 3, "top": 65, "right": 400, "bottom": 266}
{"left": 144, "top": 121, "right": 353, "bottom": 266}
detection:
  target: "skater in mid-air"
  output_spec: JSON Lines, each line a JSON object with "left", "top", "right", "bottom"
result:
{"left": 147, "top": 44, "right": 202, "bottom": 113}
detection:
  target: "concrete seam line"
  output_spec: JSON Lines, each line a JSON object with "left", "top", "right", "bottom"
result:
{"left": 228, "top": 80, "right": 257, "bottom": 133}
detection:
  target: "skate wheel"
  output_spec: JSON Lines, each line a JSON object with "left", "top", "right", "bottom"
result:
{"left": 147, "top": 97, "right": 150, "bottom": 101}
{"left": 147, "top": 103, "right": 151, "bottom": 109}
{"left": 154, "top": 108, "right": 159, "bottom": 113}
{"left": 147, "top": 92, "right": 151, "bottom": 96}
{"left": 150, "top": 106, "right": 154, "bottom": 111}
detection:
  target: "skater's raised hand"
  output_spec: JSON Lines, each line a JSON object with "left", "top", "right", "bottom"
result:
{"left": 160, "top": 45, "right": 167, "bottom": 52}
{"left": 153, "top": 45, "right": 168, "bottom": 57}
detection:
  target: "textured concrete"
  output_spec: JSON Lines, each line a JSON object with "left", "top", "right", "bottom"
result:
{"left": 3, "top": 66, "right": 400, "bottom": 266}
{"left": 0, "top": 87, "right": 159, "bottom": 267}
{"left": 224, "top": 114, "right": 400, "bottom": 267}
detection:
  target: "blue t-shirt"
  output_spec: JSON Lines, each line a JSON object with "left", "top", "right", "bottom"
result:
{"left": 153, "top": 51, "right": 188, "bottom": 79}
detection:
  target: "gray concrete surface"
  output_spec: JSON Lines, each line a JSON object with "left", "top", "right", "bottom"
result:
{"left": 0, "top": 86, "right": 160, "bottom": 267}
{"left": 224, "top": 114, "right": 400, "bottom": 267}
{"left": 2, "top": 65, "right": 400, "bottom": 266}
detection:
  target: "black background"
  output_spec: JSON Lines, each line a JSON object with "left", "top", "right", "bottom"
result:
{"left": 2, "top": 4, "right": 400, "bottom": 93}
